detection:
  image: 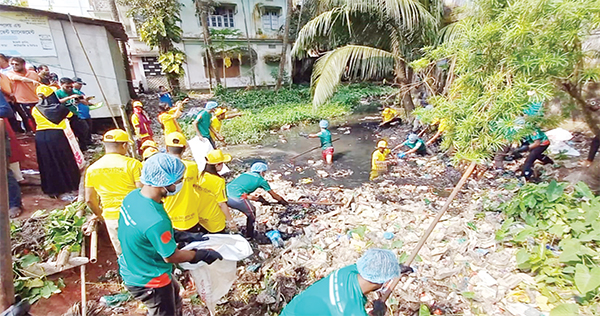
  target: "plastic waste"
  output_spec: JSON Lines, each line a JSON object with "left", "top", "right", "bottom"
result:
{"left": 266, "top": 230, "right": 284, "bottom": 248}
{"left": 383, "top": 232, "right": 394, "bottom": 240}
{"left": 100, "top": 293, "right": 131, "bottom": 307}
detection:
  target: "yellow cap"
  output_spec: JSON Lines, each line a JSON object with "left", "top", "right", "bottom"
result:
{"left": 377, "top": 140, "right": 388, "bottom": 148}
{"left": 142, "top": 147, "right": 159, "bottom": 160}
{"left": 36, "top": 85, "right": 54, "bottom": 98}
{"left": 141, "top": 140, "right": 158, "bottom": 151}
{"left": 165, "top": 132, "right": 187, "bottom": 147}
{"left": 215, "top": 108, "right": 228, "bottom": 116}
{"left": 132, "top": 101, "right": 143, "bottom": 108}
{"left": 206, "top": 149, "right": 232, "bottom": 164}
{"left": 103, "top": 129, "right": 132, "bottom": 143}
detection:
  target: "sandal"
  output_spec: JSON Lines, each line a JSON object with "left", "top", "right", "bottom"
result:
{"left": 9, "top": 207, "right": 22, "bottom": 218}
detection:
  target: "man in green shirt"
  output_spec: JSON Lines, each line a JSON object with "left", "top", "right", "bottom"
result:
{"left": 55, "top": 77, "right": 91, "bottom": 150}
{"left": 119, "top": 153, "right": 222, "bottom": 316}
{"left": 194, "top": 101, "right": 219, "bottom": 148}
{"left": 281, "top": 249, "right": 404, "bottom": 316}
{"left": 393, "top": 133, "right": 427, "bottom": 157}
{"left": 513, "top": 128, "right": 553, "bottom": 181}
{"left": 226, "top": 162, "right": 288, "bottom": 238}
{"left": 306, "top": 119, "right": 334, "bottom": 164}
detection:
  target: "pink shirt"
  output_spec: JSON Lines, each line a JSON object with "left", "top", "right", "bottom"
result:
{"left": 7, "top": 70, "right": 39, "bottom": 104}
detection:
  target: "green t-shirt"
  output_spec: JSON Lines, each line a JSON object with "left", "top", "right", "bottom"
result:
{"left": 226, "top": 172, "right": 271, "bottom": 198}
{"left": 280, "top": 264, "right": 368, "bottom": 316}
{"left": 54, "top": 89, "right": 80, "bottom": 115}
{"left": 403, "top": 138, "right": 427, "bottom": 154}
{"left": 525, "top": 128, "right": 549, "bottom": 144}
{"left": 118, "top": 189, "right": 177, "bottom": 288}
{"left": 195, "top": 109, "right": 212, "bottom": 139}
{"left": 318, "top": 129, "right": 333, "bottom": 149}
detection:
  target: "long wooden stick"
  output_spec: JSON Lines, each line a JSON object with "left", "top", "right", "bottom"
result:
{"left": 80, "top": 236, "right": 87, "bottom": 316}
{"left": 290, "top": 138, "right": 341, "bottom": 161}
{"left": 90, "top": 228, "right": 98, "bottom": 264}
{"left": 375, "top": 160, "right": 477, "bottom": 306}
{"left": 0, "top": 119, "right": 15, "bottom": 311}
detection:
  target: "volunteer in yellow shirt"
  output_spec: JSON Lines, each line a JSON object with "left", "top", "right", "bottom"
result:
{"left": 380, "top": 107, "right": 399, "bottom": 126}
{"left": 370, "top": 140, "right": 395, "bottom": 180}
{"left": 197, "top": 149, "right": 237, "bottom": 233}
{"left": 426, "top": 118, "right": 449, "bottom": 146}
{"left": 140, "top": 139, "right": 159, "bottom": 161}
{"left": 85, "top": 129, "right": 143, "bottom": 254}
{"left": 210, "top": 107, "right": 243, "bottom": 143}
{"left": 158, "top": 99, "right": 186, "bottom": 136}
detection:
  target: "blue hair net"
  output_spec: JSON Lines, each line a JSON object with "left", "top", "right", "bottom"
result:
{"left": 356, "top": 248, "right": 400, "bottom": 284}
{"left": 140, "top": 153, "right": 186, "bottom": 187}
{"left": 250, "top": 162, "right": 268, "bottom": 173}
{"left": 319, "top": 120, "right": 329, "bottom": 129}
{"left": 407, "top": 133, "right": 418, "bottom": 143}
{"left": 205, "top": 101, "right": 218, "bottom": 110}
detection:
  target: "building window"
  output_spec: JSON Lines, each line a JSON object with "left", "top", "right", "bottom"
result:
{"left": 262, "top": 8, "right": 280, "bottom": 31}
{"left": 268, "top": 44, "right": 277, "bottom": 49}
{"left": 209, "top": 7, "right": 235, "bottom": 28}
{"left": 204, "top": 57, "right": 241, "bottom": 78}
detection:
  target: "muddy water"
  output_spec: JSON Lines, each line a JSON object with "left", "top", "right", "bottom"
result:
{"left": 225, "top": 114, "right": 411, "bottom": 188}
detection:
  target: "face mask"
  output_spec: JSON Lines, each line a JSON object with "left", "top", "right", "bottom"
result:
{"left": 165, "top": 182, "right": 183, "bottom": 196}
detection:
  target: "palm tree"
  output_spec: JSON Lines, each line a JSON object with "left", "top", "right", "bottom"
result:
{"left": 292, "top": 0, "right": 445, "bottom": 112}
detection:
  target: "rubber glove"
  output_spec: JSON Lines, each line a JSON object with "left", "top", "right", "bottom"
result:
{"left": 397, "top": 152, "right": 406, "bottom": 159}
{"left": 190, "top": 249, "right": 223, "bottom": 264}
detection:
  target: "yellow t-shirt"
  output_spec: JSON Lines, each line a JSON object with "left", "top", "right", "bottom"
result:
{"left": 371, "top": 149, "right": 391, "bottom": 171}
{"left": 209, "top": 116, "right": 223, "bottom": 140}
{"left": 158, "top": 108, "right": 182, "bottom": 136}
{"left": 32, "top": 107, "right": 72, "bottom": 131}
{"left": 196, "top": 172, "right": 227, "bottom": 232}
{"left": 164, "top": 160, "right": 201, "bottom": 231}
{"left": 84, "top": 153, "right": 142, "bottom": 220}
{"left": 382, "top": 108, "right": 397, "bottom": 123}
{"left": 432, "top": 118, "right": 449, "bottom": 132}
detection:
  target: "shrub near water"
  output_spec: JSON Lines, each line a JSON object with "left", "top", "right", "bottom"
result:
{"left": 181, "top": 84, "right": 394, "bottom": 144}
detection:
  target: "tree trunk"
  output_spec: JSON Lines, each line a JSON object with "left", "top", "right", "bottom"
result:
{"left": 240, "top": 0, "right": 255, "bottom": 87}
{"left": 276, "top": 0, "right": 293, "bottom": 90}
{"left": 198, "top": 4, "right": 221, "bottom": 85}
{"left": 222, "top": 51, "right": 227, "bottom": 88}
{"left": 396, "top": 60, "right": 415, "bottom": 118}
{"left": 561, "top": 81, "right": 600, "bottom": 137}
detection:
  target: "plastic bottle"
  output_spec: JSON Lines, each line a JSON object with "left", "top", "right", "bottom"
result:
{"left": 266, "top": 230, "right": 284, "bottom": 248}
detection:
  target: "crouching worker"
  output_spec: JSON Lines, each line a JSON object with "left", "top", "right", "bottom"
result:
{"left": 119, "top": 153, "right": 222, "bottom": 316}
{"left": 370, "top": 140, "right": 396, "bottom": 180}
{"left": 281, "top": 249, "right": 408, "bottom": 316}
{"left": 513, "top": 128, "right": 553, "bottom": 181}
{"left": 393, "top": 133, "right": 427, "bottom": 158}
{"left": 226, "top": 162, "right": 288, "bottom": 239}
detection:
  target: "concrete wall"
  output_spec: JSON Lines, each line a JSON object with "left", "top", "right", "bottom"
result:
{"left": 0, "top": 8, "right": 130, "bottom": 118}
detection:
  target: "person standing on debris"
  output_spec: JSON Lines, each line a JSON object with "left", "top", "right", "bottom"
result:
{"left": 210, "top": 107, "right": 243, "bottom": 145}
{"left": 6, "top": 57, "right": 39, "bottom": 132}
{"left": 227, "top": 162, "right": 288, "bottom": 238}
{"left": 194, "top": 101, "right": 221, "bottom": 148}
{"left": 157, "top": 86, "right": 174, "bottom": 108}
{"left": 1, "top": 92, "right": 23, "bottom": 218}
{"left": 197, "top": 149, "right": 237, "bottom": 233}
{"left": 393, "top": 133, "right": 428, "bottom": 157}
{"left": 33, "top": 85, "right": 80, "bottom": 198}
{"left": 370, "top": 140, "right": 396, "bottom": 180}
{"left": 131, "top": 100, "right": 154, "bottom": 151}
{"left": 85, "top": 129, "right": 143, "bottom": 255}
{"left": 305, "top": 120, "right": 334, "bottom": 164}
{"left": 281, "top": 248, "right": 404, "bottom": 316}
{"left": 380, "top": 107, "right": 399, "bottom": 127}
{"left": 119, "top": 153, "right": 223, "bottom": 316}
{"left": 72, "top": 77, "right": 95, "bottom": 132}
{"left": 158, "top": 99, "right": 186, "bottom": 137}
{"left": 55, "top": 77, "right": 92, "bottom": 151}
{"left": 512, "top": 127, "right": 554, "bottom": 181}
{"left": 162, "top": 132, "right": 204, "bottom": 235}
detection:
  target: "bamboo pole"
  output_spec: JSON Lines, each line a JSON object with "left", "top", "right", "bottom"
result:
{"left": 89, "top": 228, "right": 98, "bottom": 264}
{"left": 0, "top": 119, "right": 15, "bottom": 311}
{"left": 290, "top": 138, "right": 341, "bottom": 161}
{"left": 375, "top": 161, "right": 477, "bottom": 307}
{"left": 80, "top": 237, "right": 87, "bottom": 316}
{"left": 67, "top": 14, "right": 119, "bottom": 128}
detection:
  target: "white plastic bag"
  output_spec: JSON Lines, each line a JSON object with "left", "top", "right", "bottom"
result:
{"left": 180, "top": 234, "right": 252, "bottom": 315}
{"left": 187, "top": 136, "right": 230, "bottom": 174}
{"left": 545, "top": 128, "right": 580, "bottom": 157}
{"left": 63, "top": 120, "right": 86, "bottom": 170}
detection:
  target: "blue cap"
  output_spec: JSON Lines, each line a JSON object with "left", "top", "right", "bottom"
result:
{"left": 205, "top": 101, "right": 218, "bottom": 110}
{"left": 319, "top": 120, "right": 329, "bottom": 129}
{"left": 407, "top": 133, "right": 418, "bottom": 143}
{"left": 140, "top": 153, "right": 186, "bottom": 187}
{"left": 356, "top": 248, "right": 400, "bottom": 284}
{"left": 250, "top": 162, "right": 268, "bottom": 173}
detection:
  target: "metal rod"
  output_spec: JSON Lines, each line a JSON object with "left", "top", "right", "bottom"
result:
{"left": 67, "top": 14, "right": 120, "bottom": 128}
{"left": 376, "top": 160, "right": 477, "bottom": 305}
{"left": 0, "top": 119, "right": 15, "bottom": 311}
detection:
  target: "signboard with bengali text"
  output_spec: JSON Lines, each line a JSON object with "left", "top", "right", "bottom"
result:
{"left": 0, "top": 11, "right": 57, "bottom": 57}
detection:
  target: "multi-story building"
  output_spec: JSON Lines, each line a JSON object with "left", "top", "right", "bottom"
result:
{"left": 89, "top": 0, "right": 291, "bottom": 91}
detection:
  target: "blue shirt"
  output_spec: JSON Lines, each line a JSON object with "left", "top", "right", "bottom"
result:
{"left": 159, "top": 92, "right": 173, "bottom": 107}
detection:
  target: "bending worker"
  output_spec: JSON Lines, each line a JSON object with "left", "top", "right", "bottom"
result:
{"left": 226, "top": 162, "right": 288, "bottom": 239}
{"left": 393, "top": 133, "right": 427, "bottom": 158}
{"left": 85, "top": 129, "right": 142, "bottom": 255}
{"left": 281, "top": 249, "right": 404, "bottom": 316}
{"left": 194, "top": 101, "right": 221, "bottom": 148}
{"left": 380, "top": 107, "right": 399, "bottom": 127}
{"left": 210, "top": 107, "right": 243, "bottom": 145}
{"left": 158, "top": 98, "right": 186, "bottom": 137}
{"left": 370, "top": 140, "right": 396, "bottom": 180}
{"left": 119, "top": 153, "right": 222, "bottom": 316}
{"left": 513, "top": 127, "right": 553, "bottom": 181}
